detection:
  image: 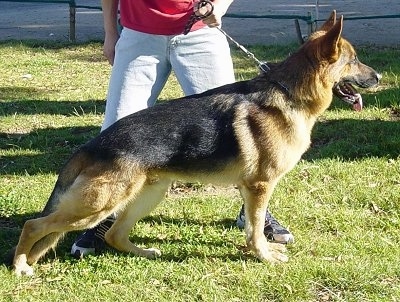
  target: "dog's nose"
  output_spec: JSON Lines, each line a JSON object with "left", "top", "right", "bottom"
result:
{"left": 370, "top": 72, "right": 382, "bottom": 86}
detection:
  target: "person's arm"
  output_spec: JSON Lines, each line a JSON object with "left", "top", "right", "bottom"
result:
{"left": 198, "top": 0, "right": 234, "bottom": 27}
{"left": 102, "top": 0, "right": 119, "bottom": 65}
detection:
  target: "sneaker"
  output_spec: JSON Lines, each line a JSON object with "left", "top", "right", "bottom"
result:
{"left": 70, "top": 216, "right": 115, "bottom": 259}
{"left": 236, "top": 205, "right": 294, "bottom": 244}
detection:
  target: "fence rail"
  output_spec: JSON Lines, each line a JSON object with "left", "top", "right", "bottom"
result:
{"left": 1, "top": 0, "right": 399, "bottom": 43}
{"left": 0, "top": 0, "right": 101, "bottom": 41}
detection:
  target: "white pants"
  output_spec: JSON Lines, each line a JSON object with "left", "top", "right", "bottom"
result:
{"left": 102, "top": 26, "right": 235, "bottom": 131}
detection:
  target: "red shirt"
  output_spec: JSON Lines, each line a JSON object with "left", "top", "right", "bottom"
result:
{"left": 120, "top": 0, "right": 206, "bottom": 35}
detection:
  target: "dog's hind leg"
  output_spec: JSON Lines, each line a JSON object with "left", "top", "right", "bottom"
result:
{"left": 105, "top": 177, "right": 171, "bottom": 259}
{"left": 13, "top": 167, "right": 148, "bottom": 276}
{"left": 13, "top": 214, "right": 70, "bottom": 276}
{"left": 22, "top": 183, "right": 75, "bottom": 266}
{"left": 238, "top": 181, "right": 288, "bottom": 263}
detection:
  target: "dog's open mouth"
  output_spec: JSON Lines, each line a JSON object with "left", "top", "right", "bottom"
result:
{"left": 333, "top": 82, "right": 363, "bottom": 111}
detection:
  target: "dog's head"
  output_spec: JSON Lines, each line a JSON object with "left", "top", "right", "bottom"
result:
{"left": 306, "top": 11, "right": 381, "bottom": 111}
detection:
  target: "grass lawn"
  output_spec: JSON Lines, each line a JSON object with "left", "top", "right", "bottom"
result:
{"left": 0, "top": 40, "right": 399, "bottom": 301}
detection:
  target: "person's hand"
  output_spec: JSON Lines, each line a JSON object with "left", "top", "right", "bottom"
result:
{"left": 103, "top": 31, "right": 119, "bottom": 65}
{"left": 195, "top": 0, "right": 232, "bottom": 28}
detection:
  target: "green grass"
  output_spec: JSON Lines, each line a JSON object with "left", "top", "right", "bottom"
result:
{"left": 0, "top": 40, "right": 399, "bottom": 301}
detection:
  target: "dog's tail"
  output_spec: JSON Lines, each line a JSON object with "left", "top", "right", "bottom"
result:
{"left": 41, "top": 150, "right": 89, "bottom": 216}
{"left": 30, "top": 151, "right": 90, "bottom": 261}
{"left": 7, "top": 151, "right": 89, "bottom": 266}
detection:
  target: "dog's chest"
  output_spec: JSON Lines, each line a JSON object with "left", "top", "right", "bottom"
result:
{"left": 274, "top": 112, "right": 314, "bottom": 168}
{"left": 288, "top": 112, "right": 314, "bottom": 149}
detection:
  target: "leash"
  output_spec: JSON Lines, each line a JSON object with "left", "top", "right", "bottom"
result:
{"left": 184, "top": 0, "right": 270, "bottom": 73}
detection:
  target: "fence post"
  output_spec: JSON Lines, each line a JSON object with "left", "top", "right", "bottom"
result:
{"left": 69, "top": 2, "right": 76, "bottom": 42}
{"left": 307, "top": 11, "right": 317, "bottom": 34}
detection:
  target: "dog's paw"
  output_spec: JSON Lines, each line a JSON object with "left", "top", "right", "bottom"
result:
{"left": 14, "top": 263, "right": 34, "bottom": 277}
{"left": 269, "top": 242, "right": 287, "bottom": 253}
{"left": 257, "top": 250, "right": 288, "bottom": 263}
{"left": 142, "top": 248, "right": 161, "bottom": 259}
{"left": 269, "top": 250, "right": 289, "bottom": 263}
{"left": 253, "top": 242, "right": 289, "bottom": 263}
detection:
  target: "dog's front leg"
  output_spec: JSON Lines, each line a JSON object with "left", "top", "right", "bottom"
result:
{"left": 238, "top": 181, "right": 288, "bottom": 263}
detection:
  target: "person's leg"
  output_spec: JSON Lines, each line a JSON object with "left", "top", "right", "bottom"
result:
{"left": 171, "top": 27, "right": 294, "bottom": 244}
{"left": 170, "top": 27, "right": 235, "bottom": 95}
{"left": 71, "top": 28, "right": 172, "bottom": 257}
{"left": 101, "top": 28, "right": 172, "bottom": 130}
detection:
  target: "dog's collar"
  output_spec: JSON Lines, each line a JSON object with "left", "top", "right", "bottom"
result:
{"left": 259, "top": 63, "right": 290, "bottom": 96}
{"left": 271, "top": 80, "right": 289, "bottom": 95}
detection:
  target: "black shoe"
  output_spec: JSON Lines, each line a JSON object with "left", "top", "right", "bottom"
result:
{"left": 236, "top": 205, "right": 294, "bottom": 244}
{"left": 70, "top": 216, "right": 115, "bottom": 258}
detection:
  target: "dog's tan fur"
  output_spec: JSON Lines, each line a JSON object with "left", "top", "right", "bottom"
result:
{"left": 12, "top": 11, "right": 380, "bottom": 276}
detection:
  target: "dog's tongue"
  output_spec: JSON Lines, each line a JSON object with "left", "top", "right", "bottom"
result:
{"left": 352, "top": 93, "right": 363, "bottom": 111}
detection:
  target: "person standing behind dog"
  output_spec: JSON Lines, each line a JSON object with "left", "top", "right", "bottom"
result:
{"left": 71, "top": 0, "right": 294, "bottom": 258}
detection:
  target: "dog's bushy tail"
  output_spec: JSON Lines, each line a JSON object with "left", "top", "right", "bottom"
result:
{"left": 41, "top": 151, "right": 89, "bottom": 216}
{"left": 29, "top": 151, "right": 89, "bottom": 262}
{"left": 6, "top": 151, "right": 89, "bottom": 266}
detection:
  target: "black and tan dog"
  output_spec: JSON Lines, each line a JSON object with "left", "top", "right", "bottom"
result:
{"left": 13, "top": 11, "right": 380, "bottom": 276}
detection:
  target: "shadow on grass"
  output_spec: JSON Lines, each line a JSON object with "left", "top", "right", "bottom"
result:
{"left": 0, "top": 212, "right": 38, "bottom": 267}
{"left": 1, "top": 125, "right": 100, "bottom": 175}
{"left": 0, "top": 97, "right": 105, "bottom": 117}
{"left": 0, "top": 213, "right": 241, "bottom": 268}
{"left": 304, "top": 118, "right": 400, "bottom": 160}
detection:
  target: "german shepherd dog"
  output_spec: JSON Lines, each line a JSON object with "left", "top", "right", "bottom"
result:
{"left": 13, "top": 11, "right": 380, "bottom": 276}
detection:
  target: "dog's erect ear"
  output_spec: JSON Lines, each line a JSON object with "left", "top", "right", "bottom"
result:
{"left": 317, "top": 15, "right": 343, "bottom": 62}
{"left": 319, "top": 10, "right": 337, "bottom": 32}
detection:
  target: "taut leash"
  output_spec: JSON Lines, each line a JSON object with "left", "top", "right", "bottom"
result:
{"left": 215, "top": 27, "right": 270, "bottom": 73}
{"left": 184, "top": 0, "right": 270, "bottom": 73}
